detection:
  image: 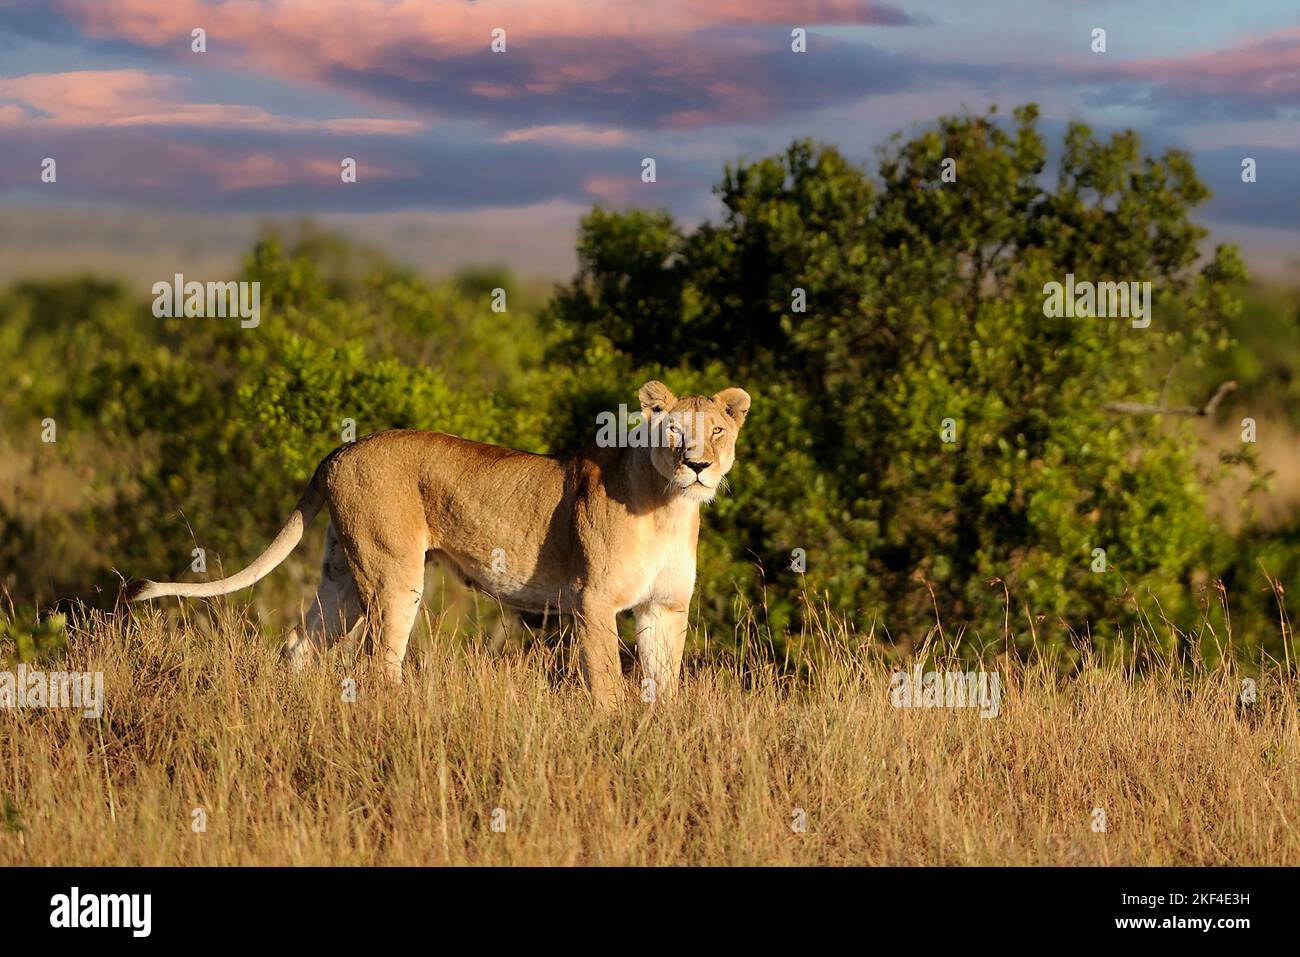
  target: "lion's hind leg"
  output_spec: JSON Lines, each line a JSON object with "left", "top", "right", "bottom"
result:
{"left": 283, "top": 522, "right": 364, "bottom": 670}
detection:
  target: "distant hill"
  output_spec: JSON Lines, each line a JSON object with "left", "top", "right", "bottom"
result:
{"left": 0, "top": 203, "right": 582, "bottom": 288}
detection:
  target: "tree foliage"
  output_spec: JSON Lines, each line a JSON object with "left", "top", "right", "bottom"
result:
{"left": 547, "top": 105, "right": 1251, "bottom": 661}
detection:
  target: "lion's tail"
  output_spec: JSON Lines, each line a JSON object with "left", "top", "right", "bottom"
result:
{"left": 124, "top": 457, "right": 333, "bottom": 603}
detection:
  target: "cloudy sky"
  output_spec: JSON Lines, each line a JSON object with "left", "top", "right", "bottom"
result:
{"left": 1, "top": 0, "right": 1297, "bottom": 278}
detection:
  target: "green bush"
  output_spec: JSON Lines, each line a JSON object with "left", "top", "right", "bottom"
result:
{"left": 545, "top": 105, "right": 1257, "bottom": 662}
{"left": 0, "top": 231, "right": 550, "bottom": 608}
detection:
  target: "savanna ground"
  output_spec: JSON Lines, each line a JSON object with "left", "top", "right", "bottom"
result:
{"left": 2, "top": 597, "right": 1296, "bottom": 866}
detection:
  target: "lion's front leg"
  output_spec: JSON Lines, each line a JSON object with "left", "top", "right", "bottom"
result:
{"left": 574, "top": 599, "right": 624, "bottom": 711}
{"left": 634, "top": 602, "right": 688, "bottom": 703}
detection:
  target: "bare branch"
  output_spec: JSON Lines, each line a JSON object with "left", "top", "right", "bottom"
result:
{"left": 1103, "top": 380, "right": 1238, "bottom": 417}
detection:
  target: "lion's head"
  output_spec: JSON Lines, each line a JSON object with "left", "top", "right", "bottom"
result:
{"left": 638, "top": 380, "right": 750, "bottom": 503}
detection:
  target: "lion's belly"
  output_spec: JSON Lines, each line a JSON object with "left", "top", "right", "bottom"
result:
{"left": 431, "top": 548, "right": 570, "bottom": 614}
{"left": 428, "top": 503, "right": 698, "bottom": 615}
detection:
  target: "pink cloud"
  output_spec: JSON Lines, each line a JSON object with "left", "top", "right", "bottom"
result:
{"left": 1118, "top": 27, "right": 1300, "bottom": 100}
{"left": 172, "top": 149, "right": 295, "bottom": 191}
{"left": 467, "top": 83, "right": 521, "bottom": 100}
{"left": 45, "top": 0, "right": 913, "bottom": 125}
{"left": 0, "top": 70, "right": 424, "bottom": 133}
{"left": 497, "top": 125, "right": 630, "bottom": 147}
{"left": 191, "top": 151, "right": 416, "bottom": 191}
{"left": 582, "top": 173, "right": 643, "bottom": 204}
{"left": 58, "top": 0, "right": 909, "bottom": 53}
{"left": 303, "top": 158, "right": 405, "bottom": 181}
{"left": 0, "top": 128, "right": 415, "bottom": 194}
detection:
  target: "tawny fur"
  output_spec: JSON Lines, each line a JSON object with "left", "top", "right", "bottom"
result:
{"left": 125, "top": 381, "right": 750, "bottom": 708}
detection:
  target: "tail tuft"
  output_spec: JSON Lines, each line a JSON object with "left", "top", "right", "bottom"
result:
{"left": 122, "top": 579, "right": 158, "bottom": 603}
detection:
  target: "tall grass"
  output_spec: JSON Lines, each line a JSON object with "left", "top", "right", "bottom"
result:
{"left": 0, "top": 596, "right": 1297, "bottom": 866}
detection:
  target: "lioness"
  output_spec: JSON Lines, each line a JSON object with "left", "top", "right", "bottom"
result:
{"left": 126, "top": 380, "right": 750, "bottom": 708}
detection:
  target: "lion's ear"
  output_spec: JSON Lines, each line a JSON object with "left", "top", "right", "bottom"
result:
{"left": 638, "top": 380, "right": 675, "bottom": 417}
{"left": 714, "top": 387, "right": 751, "bottom": 428}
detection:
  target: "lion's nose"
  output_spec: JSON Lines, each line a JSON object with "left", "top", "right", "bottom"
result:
{"left": 685, "top": 459, "right": 712, "bottom": 474}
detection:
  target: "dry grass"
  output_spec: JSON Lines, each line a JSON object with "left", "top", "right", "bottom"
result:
{"left": 1, "top": 602, "right": 1298, "bottom": 866}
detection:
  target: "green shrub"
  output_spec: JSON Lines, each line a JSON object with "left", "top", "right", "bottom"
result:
{"left": 545, "top": 105, "right": 1256, "bottom": 661}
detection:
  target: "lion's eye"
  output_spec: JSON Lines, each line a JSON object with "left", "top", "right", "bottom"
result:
{"left": 712, "top": 427, "right": 724, "bottom": 436}
{"left": 668, "top": 424, "right": 681, "bottom": 436}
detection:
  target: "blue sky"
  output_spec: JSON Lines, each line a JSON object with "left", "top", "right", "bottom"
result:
{"left": 1, "top": 0, "right": 1297, "bottom": 275}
